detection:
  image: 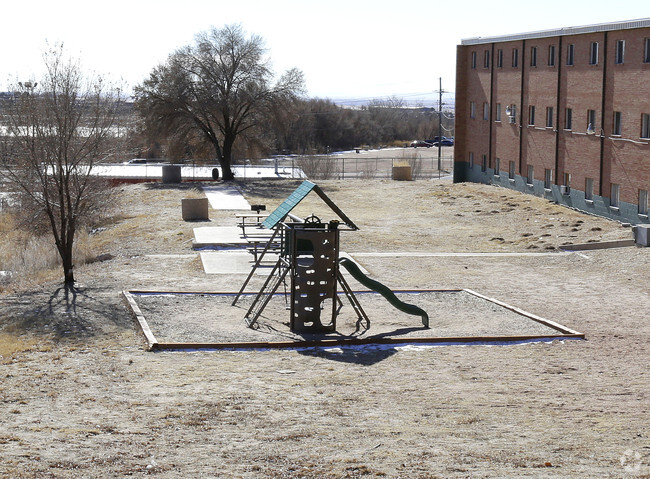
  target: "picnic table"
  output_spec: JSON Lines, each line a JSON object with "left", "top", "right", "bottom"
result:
{"left": 235, "top": 213, "right": 269, "bottom": 235}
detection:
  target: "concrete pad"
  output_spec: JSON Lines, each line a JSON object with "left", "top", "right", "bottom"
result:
{"left": 193, "top": 226, "right": 247, "bottom": 247}
{"left": 192, "top": 226, "right": 274, "bottom": 249}
{"left": 200, "top": 251, "right": 276, "bottom": 275}
{"left": 203, "top": 185, "right": 250, "bottom": 210}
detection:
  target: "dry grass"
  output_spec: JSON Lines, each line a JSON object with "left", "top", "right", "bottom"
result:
{"left": 0, "top": 333, "right": 38, "bottom": 360}
{"left": 0, "top": 211, "right": 106, "bottom": 290}
{"left": 0, "top": 179, "right": 648, "bottom": 478}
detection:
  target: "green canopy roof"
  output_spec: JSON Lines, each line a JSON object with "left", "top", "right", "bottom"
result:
{"left": 262, "top": 180, "right": 358, "bottom": 230}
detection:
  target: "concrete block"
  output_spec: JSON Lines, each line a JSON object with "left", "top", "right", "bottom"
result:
{"left": 162, "top": 165, "right": 182, "bottom": 183}
{"left": 392, "top": 165, "right": 412, "bottom": 181}
{"left": 635, "top": 224, "right": 650, "bottom": 246}
{"left": 182, "top": 198, "right": 209, "bottom": 221}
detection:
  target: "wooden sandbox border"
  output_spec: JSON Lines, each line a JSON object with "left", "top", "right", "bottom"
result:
{"left": 122, "top": 289, "right": 585, "bottom": 351}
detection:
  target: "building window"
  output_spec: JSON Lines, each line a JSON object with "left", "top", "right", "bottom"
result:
{"left": 641, "top": 113, "right": 650, "bottom": 139}
{"left": 512, "top": 48, "right": 519, "bottom": 67}
{"left": 469, "top": 152, "right": 474, "bottom": 168}
{"left": 544, "top": 169, "right": 552, "bottom": 189}
{"left": 494, "top": 158, "right": 500, "bottom": 176}
{"left": 645, "top": 38, "right": 650, "bottom": 63}
{"left": 497, "top": 49, "right": 503, "bottom": 68}
{"left": 496, "top": 103, "right": 501, "bottom": 122}
{"left": 585, "top": 178, "right": 594, "bottom": 201}
{"left": 481, "top": 155, "right": 487, "bottom": 172}
{"left": 563, "top": 173, "right": 571, "bottom": 194}
{"left": 470, "top": 102, "right": 476, "bottom": 119}
{"left": 483, "top": 102, "right": 489, "bottom": 121}
{"left": 548, "top": 45, "right": 556, "bottom": 66}
{"left": 484, "top": 50, "right": 490, "bottom": 68}
{"left": 611, "top": 183, "right": 620, "bottom": 208}
{"left": 640, "top": 190, "right": 649, "bottom": 215}
{"left": 567, "top": 44, "right": 575, "bottom": 65}
{"left": 546, "top": 107, "right": 554, "bottom": 128}
{"left": 613, "top": 111, "right": 622, "bottom": 136}
{"left": 509, "top": 161, "right": 516, "bottom": 180}
{"left": 528, "top": 105, "right": 536, "bottom": 126}
{"left": 530, "top": 46, "right": 537, "bottom": 66}
{"left": 615, "top": 40, "right": 625, "bottom": 64}
{"left": 471, "top": 51, "right": 477, "bottom": 69}
{"left": 527, "top": 165, "right": 534, "bottom": 185}
{"left": 565, "top": 108, "right": 573, "bottom": 130}
{"left": 587, "top": 109, "right": 596, "bottom": 133}
{"left": 589, "top": 42, "right": 599, "bottom": 65}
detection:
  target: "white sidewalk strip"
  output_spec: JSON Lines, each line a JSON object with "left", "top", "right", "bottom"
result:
{"left": 202, "top": 186, "right": 250, "bottom": 210}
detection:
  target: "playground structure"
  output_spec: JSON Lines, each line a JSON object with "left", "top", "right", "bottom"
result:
{"left": 233, "top": 180, "right": 429, "bottom": 334}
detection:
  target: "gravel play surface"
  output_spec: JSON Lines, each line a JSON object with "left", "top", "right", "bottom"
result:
{"left": 132, "top": 289, "right": 569, "bottom": 346}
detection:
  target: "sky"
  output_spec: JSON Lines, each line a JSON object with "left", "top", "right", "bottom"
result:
{"left": 1, "top": 0, "right": 648, "bottom": 106}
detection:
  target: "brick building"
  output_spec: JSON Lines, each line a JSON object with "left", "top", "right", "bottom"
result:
{"left": 454, "top": 18, "right": 650, "bottom": 225}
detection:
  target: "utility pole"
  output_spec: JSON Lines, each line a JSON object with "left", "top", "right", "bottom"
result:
{"left": 436, "top": 77, "right": 445, "bottom": 178}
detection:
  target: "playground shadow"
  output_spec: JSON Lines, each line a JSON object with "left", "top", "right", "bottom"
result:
{"left": 294, "top": 326, "right": 424, "bottom": 365}
{"left": 297, "top": 344, "right": 398, "bottom": 365}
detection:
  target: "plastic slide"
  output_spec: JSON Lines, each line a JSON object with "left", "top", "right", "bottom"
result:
{"left": 339, "top": 257, "right": 429, "bottom": 328}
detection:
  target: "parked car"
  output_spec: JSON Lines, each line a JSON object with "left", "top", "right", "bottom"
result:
{"left": 427, "top": 136, "right": 454, "bottom": 147}
{"left": 410, "top": 140, "right": 433, "bottom": 148}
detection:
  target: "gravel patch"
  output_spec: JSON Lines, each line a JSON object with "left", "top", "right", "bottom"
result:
{"left": 133, "top": 290, "right": 566, "bottom": 345}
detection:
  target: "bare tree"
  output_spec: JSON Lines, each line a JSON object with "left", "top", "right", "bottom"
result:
{"left": 0, "top": 45, "right": 123, "bottom": 285}
{"left": 135, "top": 24, "right": 304, "bottom": 181}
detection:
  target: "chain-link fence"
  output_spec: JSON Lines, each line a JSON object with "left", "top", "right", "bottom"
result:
{"left": 259, "top": 152, "right": 454, "bottom": 180}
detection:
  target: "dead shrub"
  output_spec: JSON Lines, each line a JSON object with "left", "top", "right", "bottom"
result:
{"left": 400, "top": 151, "right": 423, "bottom": 179}
{"left": 296, "top": 156, "right": 339, "bottom": 180}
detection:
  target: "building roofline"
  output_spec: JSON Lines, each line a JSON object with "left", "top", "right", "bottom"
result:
{"left": 461, "top": 18, "right": 650, "bottom": 45}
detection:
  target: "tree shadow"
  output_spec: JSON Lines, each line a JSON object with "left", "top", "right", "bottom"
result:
{"left": 237, "top": 180, "right": 305, "bottom": 201}
{"left": 2, "top": 284, "right": 133, "bottom": 341}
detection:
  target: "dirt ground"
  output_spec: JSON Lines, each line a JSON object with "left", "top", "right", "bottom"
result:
{"left": 1, "top": 177, "right": 649, "bottom": 478}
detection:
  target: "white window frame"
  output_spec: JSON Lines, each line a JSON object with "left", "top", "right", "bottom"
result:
{"left": 548, "top": 45, "right": 556, "bottom": 66}
{"left": 563, "top": 172, "right": 571, "bottom": 195}
{"left": 544, "top": 169, "right": 552, "bottom": 190}
{"left": 639, "top": 190, "right": 649, "bottom": 215}
{"left": 481, "top": 154, "right": 487, "bottom": 172}
{"left": 530, "top": 46, "right": 537, "bottom": 67}
{"left": 512, "top": 48, "right": 519, "bottom": 67}
{"left": 496, "top": 103, "right": 501, "bottom": 122}
{"left": 589, "top": 42, "right": 599, "bottom": 65}
{"left": 497, "top": 49, "right": 503, "bottom": 68}
{"left": 610, "top": 183, "right": 620, "bottom": 208}
{"left": 567, "top": 44, "right": 575, "bottom": 66}
{"left": 587, "top": 109, "right": 596, "bottom": 132}
{"left": 585, "top": 178, "right": 594, "bottom": 202}
{"left": 470, "top": 102, "right": 476, "bottom": 119}
{"left": 565, "top": 108, "right": 573, "bottom": 130}
{"left": 528, "top": 105, "right": 536, "bottom": 126}
{"left": 509, "top": 161, "right": 516, "bottom": 180}
{"left": 615, "top": 40, "right": 625, "bottom": 64}
{"left": 527, "top": 165, "right": 534, "bottom": 185}
{"left": 483, "top": 102, "right": 489, "bottom": 121}
{"left": 546, "top": 107, "right": 554, "bottom": 128}
{"left": 645, "top": 38, "right": 650, "bottom": 63}
{"left": 471, "top": 51, "right": 477, "bottom": 69}
{"left": 641, "top": 113, "right": 650, "bottom": 139}
{"left": 494, "top": 158, "right": 500, "bottom": 177}
{"left": 484, "top": 50, "right": 490, "bottom": 69}
{"left": 613, "top": 111, "right": 622, "bottom": 136}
